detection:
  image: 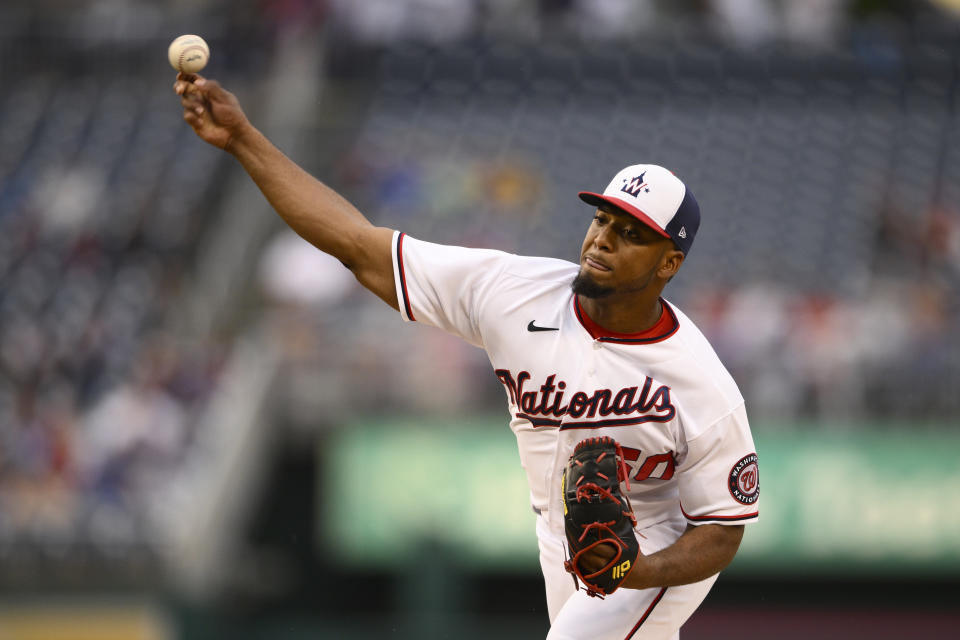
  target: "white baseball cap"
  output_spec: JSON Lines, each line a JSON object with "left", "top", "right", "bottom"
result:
{"left": 578, "top": 164, "right": 700, "bottom": 254}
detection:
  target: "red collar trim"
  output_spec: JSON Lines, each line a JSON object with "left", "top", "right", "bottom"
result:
{"left": 573, "top": 297, "right": 680, "bottom": 344}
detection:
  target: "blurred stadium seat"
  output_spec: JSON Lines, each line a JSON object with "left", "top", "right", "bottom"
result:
{"left": 0, "top": 1, "right": 958, "bottom": 638}
{"left": 0, "top": 1, "right": 269, "bottom": 588}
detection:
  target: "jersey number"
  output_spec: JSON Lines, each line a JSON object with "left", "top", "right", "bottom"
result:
{"left": 621, "top": 447, "right": 676, "bottom": 481}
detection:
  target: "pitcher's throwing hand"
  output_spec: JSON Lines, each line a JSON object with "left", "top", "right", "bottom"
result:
{"left": 174, "top": 73, "right": 250, "bottom": 151}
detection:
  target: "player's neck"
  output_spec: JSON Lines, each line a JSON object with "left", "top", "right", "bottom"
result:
{"left": 577, "top": 291, "right": 664, "bottom": 335}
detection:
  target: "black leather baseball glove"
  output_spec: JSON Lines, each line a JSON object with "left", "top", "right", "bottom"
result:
{"left": 562, "top": 436, "right": 640, "bottom": 598}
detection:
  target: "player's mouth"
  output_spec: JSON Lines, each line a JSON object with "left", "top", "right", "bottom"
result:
{"left": 583, "top": 255, "right": 612, "bottom": 272}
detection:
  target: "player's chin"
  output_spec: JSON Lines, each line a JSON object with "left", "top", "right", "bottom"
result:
{"left": 571, "top": 270, "right": 614, "bottom": 299}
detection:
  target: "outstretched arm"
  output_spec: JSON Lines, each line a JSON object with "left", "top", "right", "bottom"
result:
{"left": 582, "top": 524, "right": 744, "bottom": 590}
{"left": 174, "top": 73, "right": 398, "bottom": 310}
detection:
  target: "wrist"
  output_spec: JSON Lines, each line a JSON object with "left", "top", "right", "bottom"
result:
{"left": 623, "top": 554, "right": 658, "bottom": 590}
{"left": 224, "top": 121, "right": 259, "bottom": 156}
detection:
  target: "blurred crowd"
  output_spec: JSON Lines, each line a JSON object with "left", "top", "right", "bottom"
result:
{"left": 0, "top": 2, "right": 256, "bottom": 570}
{"left": 325, "top": 0, "right": 938, "bottom": 48}
{"left": 276, "top": 10, "right": 960, "bottom": 424}
{"left": 1, "top": 0, "right": 958, "bottom": 581}
{"left": 0, "top": 95, "right": 227, "bottom": 567}
{"left": 267, "top": 153, "right": 960, "bottom": 425}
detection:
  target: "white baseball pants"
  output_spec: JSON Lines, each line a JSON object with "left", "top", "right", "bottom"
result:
{"left": 537, "top": 515, "right": 718, "bottom": 640}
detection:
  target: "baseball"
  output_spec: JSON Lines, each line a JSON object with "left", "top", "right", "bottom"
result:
{"left": 168, "top": 34, "right": 209, "bottom": 73}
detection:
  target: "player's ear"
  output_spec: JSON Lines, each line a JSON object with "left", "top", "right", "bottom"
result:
{"left": 658, "top": 249, "right": 685, "bottom": 279}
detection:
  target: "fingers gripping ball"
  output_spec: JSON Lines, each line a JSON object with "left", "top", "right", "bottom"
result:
{"left": 562, "top": 436, "right": 641, "bottom": 598}
{"left": 168, "top": 35, "right": 209, "bottom": 73}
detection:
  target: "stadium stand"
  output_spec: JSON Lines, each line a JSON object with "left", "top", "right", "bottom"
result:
{"left": 0, "top": 0, "right": 957, "bottom": 600}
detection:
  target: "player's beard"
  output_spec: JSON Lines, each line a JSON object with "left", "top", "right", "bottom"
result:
{"left": 571, "top": 270, "right": 615, "bottom": 299}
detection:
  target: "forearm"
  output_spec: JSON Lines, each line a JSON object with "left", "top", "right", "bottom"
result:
{"left": 176, "top": 75, "right": 398, "bottom": 308}
{"left": 624, "top": 524, "right": 743, "bottom": 590}
{"left": 227, "top": 123, "right": 374, "bottom": 269}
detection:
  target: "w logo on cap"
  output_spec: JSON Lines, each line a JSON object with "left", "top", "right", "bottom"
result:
{"left": 621, "top": 172, "right": 649, "bottom": 197}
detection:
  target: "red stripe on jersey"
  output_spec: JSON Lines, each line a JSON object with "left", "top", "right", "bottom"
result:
{"left": 396, "top": 233, "right": 416, "bottom": 322}
{"left": 681, "top": 503, "right": 759, "bottom": 523}
{"left": 624, "top": 587, "right": 668, "bottom": 639}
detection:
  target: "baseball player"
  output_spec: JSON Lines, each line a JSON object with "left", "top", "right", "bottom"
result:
{"left": 174, "top": 73, "right": 759, "bottom": 640}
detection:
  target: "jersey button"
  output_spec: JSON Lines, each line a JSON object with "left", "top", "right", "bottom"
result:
{"left": 593, "top": 341, "right": 602, "bottom": 350}
{"left": 588, "top": 368, "right": 596, "bottom": 376}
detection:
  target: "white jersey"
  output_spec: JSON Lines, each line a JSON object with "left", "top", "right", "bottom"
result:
{"left": 391, "top": 232, "right": 759, "bottom": 638}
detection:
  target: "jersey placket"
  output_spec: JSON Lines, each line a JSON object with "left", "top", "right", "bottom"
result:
{"left": 546, "top": 335, "right": 607, "bottom": 527}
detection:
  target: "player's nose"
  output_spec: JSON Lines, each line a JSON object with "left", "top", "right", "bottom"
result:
{"left": 592, "top": 225, "right": 615, "bottom": 251}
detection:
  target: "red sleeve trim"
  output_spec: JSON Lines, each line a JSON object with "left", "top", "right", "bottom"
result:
{"left": 396, "top": 233, "right": 416, "bottom": 322}
{"left": 681, "top": 503, "right": 758, "bottom": 523}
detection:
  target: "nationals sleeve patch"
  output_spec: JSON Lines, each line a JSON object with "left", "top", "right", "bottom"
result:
{"left": 728, "top": 453, "right": 759, "bottom": 505}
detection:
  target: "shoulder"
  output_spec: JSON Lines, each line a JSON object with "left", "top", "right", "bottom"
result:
{"left": 400, "top": 234, "right": 577, "bottom": 280}
{"left": 397, "top": 233, "right": 577, "bottom": 304}
{"left": 501, "top": 254, "right": 579, "bottom": 284}
{"left": 659, "top": 301, "right": 745, "bottom": 432}
{"left": 475, "top": 255, "right": 579, "bottom": 313}
{"left": 399, "top": 234, "right": 574, "bottom": 276}
{"left": 666, "top": 302, "right": 732, "bottom": 372}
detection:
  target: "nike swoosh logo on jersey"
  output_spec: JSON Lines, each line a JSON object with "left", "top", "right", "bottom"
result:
{"left": 527, "top": 321, "right": 559, "bottom": 332}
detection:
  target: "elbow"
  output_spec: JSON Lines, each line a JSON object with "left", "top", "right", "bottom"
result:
{"left": 688, "top": 523, "right": 744, "bottom": 573}
{"left": 717, "top": 525, "right": 745, "bottom": 571}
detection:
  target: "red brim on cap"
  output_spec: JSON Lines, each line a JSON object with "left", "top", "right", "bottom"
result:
{"left": 578, "top": 192, "right": 672, "bottom": 239}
